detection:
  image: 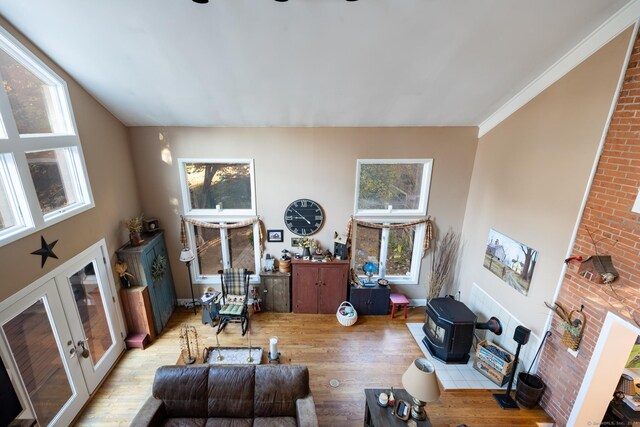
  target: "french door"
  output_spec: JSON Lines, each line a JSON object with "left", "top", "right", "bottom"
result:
{"left": 0, "top": 240, "right": 125, "bottom": 426}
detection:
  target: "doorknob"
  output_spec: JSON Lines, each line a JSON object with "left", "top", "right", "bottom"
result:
{"left": 77, "top": 340, "right": 90, "bottom": 359}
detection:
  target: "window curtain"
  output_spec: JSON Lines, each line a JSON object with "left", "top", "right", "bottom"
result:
{"left": 180, "top": 215, "right": 266, "bottom": 256}
{"left": 346, "top": 216, "right": 434, "bottom": 258}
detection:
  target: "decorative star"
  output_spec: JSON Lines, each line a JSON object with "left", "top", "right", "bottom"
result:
{"left": 31, "top": 236, "right": 59, "bottom": 268}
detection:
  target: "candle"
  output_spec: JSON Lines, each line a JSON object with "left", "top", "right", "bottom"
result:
{"left": 387, "top": 204, "right": 393, "bottom": 212}
{"left": 216, "top": 203, "right": 222, "bottom": 211}
{"left": 269, "top": 336, "right": 278, "bottom": 357}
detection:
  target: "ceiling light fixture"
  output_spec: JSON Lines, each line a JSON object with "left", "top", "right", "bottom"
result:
{"left": 192, "top": 0, "right": 209, "bottom": 3}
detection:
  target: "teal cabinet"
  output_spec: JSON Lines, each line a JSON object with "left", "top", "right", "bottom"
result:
{"left": 117, "top": 231, "right": 176, "bottom": 335}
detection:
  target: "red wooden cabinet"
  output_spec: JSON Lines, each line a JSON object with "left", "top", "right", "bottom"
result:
{"left": 292, "top": 259, "right": 349, "bottom": 314}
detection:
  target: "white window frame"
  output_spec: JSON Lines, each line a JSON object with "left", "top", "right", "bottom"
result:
{"left": 0, "top": 25, "right": 93, "bottom": 247}
{"left": 352, "top": 219, "right": 426, "bottom": 285}
{"left": 179, "top": 158, "right": 260, "bottom": 285}
{"left": 183, "top": 217, "right": 261, "bottom": 285}
{"left": 354, "top": 159, "right": 433, "bottom": 216}
{"left": 352, "top": 158, "right": 433, "bottom": 285}
{"left": 178, "top": 158, "right": 256, "bottom": 217}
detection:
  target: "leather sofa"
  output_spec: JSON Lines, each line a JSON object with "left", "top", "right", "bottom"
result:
{"left": 130, "top": 364, "right": 318, "bottom": 427}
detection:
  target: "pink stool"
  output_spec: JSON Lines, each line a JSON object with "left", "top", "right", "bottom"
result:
{"left": 390, "top": 293, "right": 409, "bottom": 319}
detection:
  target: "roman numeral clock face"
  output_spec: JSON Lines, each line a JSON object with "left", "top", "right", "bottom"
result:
{"left": 284, "top": 199, "right": 324, "bottom": 236}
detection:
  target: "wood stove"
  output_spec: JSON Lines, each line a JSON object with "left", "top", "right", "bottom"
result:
{"left": 422, "top": 297, "right": 477, "bottom": 364}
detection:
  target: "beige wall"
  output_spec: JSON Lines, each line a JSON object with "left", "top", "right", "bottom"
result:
{"left": 457, "top": 27, "right": 633, "bottom": 336}
{"left": 128, "top": 127, "right": 477, "bottom": 300}
{"left": 0, "top": 18, "right": 140, "bottom": 302}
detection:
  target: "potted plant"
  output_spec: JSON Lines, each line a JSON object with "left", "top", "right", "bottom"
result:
{"left": 300, "top": 237, "right": 315, "bottom": 258}
{"left": 124, "top": 214, "right": 144, "bottom": 246}
{"left": 114, "top": 261, "right": 135, "bottom": 288}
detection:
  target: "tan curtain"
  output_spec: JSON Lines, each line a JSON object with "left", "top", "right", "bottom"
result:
{"left": 180, "top": 215, "right": 266, "bottom": 256}
{"left": 346, "top": 216, "right": 434, "bottom": 257}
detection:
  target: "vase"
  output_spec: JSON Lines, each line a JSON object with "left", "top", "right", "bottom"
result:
{"left": 119, "top": 275, "right": 131, "bottom": 288}
{"left": 302, "top": 247, "right": 311, "bottom": 258}
{"left": 130, "top": 232, "right": 143, "bottom": 247}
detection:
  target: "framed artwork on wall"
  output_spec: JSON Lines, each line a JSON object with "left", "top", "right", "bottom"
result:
{"left": 483, "top": 228, "right": 538, "bottom": 296}
{"left": 267, "top": 229, "right": 284, "bottom": 243}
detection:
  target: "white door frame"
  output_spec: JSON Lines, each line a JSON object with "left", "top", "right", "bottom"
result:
{"left": 0, "top": 239, "right": 126, "bottom": 426}
{"left": 55, "top": 243, "right": 126, "bottom": 392}
{"left": 567, "top": 311, "right": 640, "bottom": 426}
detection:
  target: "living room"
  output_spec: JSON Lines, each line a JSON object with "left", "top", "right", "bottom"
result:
{"left": 1, "top": 1, "right": 640, "bottom": 426}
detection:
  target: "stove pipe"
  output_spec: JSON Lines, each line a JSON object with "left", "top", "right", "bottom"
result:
{"left": 475, "top": 316, "right": 503, "bottom": 335}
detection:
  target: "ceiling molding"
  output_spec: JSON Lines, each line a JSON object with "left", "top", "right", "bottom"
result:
{"left": 478, "top": 0, "right": 640, "bottom": 139}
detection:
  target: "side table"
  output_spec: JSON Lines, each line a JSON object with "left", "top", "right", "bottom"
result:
{"left": 364, "top": 388, "right": 432, "bottom": 427}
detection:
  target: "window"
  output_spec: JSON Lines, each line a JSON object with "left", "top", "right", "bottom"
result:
{"left": 179, "top": 159, "right": 256, "bottom": 216}
{"left": 353, "top": 159, "right": 432, "bottom": 284}
{"left": 0, "top": 26, "right": 92, "bottom": 246}
{"left": 179, "top": 159, "right": 260, "bottom": 283}
{"left": 355, "top": 159, "right": 432, "bottom": 216}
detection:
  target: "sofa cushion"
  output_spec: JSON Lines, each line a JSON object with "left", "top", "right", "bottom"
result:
{"left": 161, "top": 418, "right": 207, "bottom": 427}
{"left": 254, "top": 365, "right": 310, "bottom": 418}
{"left": 253, "top": 417, "right": 297, "bottom": 427}
{"left": 154, "top": 366, "right": 209, "bottom": 418}
{"left": 208, "top": 365, "right": 255, "bottom": 418}
{"left": 205, "top": 419, "right": 253, "bottom": 427}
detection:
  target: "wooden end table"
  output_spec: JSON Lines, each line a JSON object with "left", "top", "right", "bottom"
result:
{"left": 364, "top": 388, "right": 432, "bottom": 427}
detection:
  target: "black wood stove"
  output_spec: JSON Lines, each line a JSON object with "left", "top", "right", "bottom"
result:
{"left": 422, "top": 297, "right": 502, "bottom": 364}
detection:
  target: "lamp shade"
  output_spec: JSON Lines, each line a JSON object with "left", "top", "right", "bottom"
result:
{"left": 401, "top": 358, "right": 440, "bottom": 403}
{"left": 180, "top": 248, "right": 196, "bottom": 263}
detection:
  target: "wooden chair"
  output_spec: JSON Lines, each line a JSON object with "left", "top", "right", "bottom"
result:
{"left": 216, "top": 268, "right": 252, "bottom": 336}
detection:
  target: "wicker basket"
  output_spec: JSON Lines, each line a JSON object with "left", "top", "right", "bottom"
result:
{"left": 561, "top": 310, "right": 586, "bottom": 351}
{"left": 336, "top": 301, "right": 358, "bottom": 327}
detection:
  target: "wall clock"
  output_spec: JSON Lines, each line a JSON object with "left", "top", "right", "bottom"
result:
{"left": 284, "top": 199, "right": 324, "bottom": 236}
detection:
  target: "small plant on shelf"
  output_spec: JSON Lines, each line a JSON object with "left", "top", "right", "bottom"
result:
{"left": 123, "top": 214, "right": 144, "bottom": 246}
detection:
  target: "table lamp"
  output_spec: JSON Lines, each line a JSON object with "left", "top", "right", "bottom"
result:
{"left": 179, "top": 247, "right": 197, "bottom": 315}
{"left": 401, "top": 358, "right": 441, "bottom": 421}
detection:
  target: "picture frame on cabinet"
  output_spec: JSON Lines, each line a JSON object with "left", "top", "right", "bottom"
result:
{"left": 267, "top": 229, "right": 284, "bottom": 242}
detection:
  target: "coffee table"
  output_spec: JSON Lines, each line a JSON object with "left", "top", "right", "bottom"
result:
{"left": 364, "top": 388, "right": 432, "bottom": 427}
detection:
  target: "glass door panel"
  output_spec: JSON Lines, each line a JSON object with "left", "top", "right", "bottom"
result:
{"left": 2, "top": 298, "right": 73, "bottom": 426}
{"left": 56, "top": 246, "right": 124, "bottom": 393}
{"left": 68, "top": 261, "right": 113, "bottom": 366}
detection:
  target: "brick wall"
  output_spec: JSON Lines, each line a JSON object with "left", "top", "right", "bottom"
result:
{"left": 537, "top": 31, "right": 640, "bottom": 426}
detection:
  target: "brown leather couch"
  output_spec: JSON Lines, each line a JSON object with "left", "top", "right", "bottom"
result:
{"left": 130, "top": 364, "right": 318, "bottom": 427}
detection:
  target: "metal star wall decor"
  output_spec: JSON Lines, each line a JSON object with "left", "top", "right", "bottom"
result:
{"left": 31, "top": 236, "right": 59, "bottom": 268}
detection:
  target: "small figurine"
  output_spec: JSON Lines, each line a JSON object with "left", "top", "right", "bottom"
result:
{"left": 281, "top": 249, "right": 291, "bottom": 261}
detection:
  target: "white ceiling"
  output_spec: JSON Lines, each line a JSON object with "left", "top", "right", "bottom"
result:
{"left": 0, "top": 0, "right": 633, "bottom": 128}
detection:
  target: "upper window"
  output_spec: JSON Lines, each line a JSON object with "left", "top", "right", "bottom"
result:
{"left": 0, "top": 26, "right": 93, "bottom": 246}
{"left": 179, "top": 159, "right": 256, "bottom": 216}
{"left": 355, "top": 159, "right": 432, "bottom": 216}
{"left": 179, "top": 159, "right": 259, "bottom": 283}
{"left": 352, "top": 159, "right": 432, "bottom": 284}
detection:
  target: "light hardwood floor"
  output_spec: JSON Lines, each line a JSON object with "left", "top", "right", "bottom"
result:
{"left": 74, "top": 306, "right": 554, "bottom": 426}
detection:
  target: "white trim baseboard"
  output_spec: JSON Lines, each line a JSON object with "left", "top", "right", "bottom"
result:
{"left": 478, "top": 0, "right": 640, "bottom": 138}
{"left": 409, "top": 298, "right": 426, "bottom": 307}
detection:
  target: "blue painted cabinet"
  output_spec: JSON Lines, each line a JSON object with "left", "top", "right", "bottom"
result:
{"left": 117, "top": 231, "right": 176, "bottom": 335}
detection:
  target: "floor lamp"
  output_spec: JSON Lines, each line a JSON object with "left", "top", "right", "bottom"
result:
{"left": 180, "top": 247, "right": 197, "bottom": 315}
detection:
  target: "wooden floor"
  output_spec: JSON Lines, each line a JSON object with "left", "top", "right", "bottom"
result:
{"left": 74, "top": 306, "right": 554, "bottom": 426}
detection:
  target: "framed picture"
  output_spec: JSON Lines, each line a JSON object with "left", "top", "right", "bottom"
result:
{"left": 267, "top": 229, "right": 284, "bottom": 243}
{"left": 291, "top": 237, "right": 303, "bottom": 248}
{"left": 483, "top": 228, "right": 538, "bottom": 296}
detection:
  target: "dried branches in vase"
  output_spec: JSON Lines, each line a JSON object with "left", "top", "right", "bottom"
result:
{"left": 427, "top": 228, "right": 461, "bottom": 301}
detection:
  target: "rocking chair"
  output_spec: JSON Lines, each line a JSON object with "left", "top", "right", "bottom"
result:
{"left": 216, "top": 268, "right": 252, "bottom": 335}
